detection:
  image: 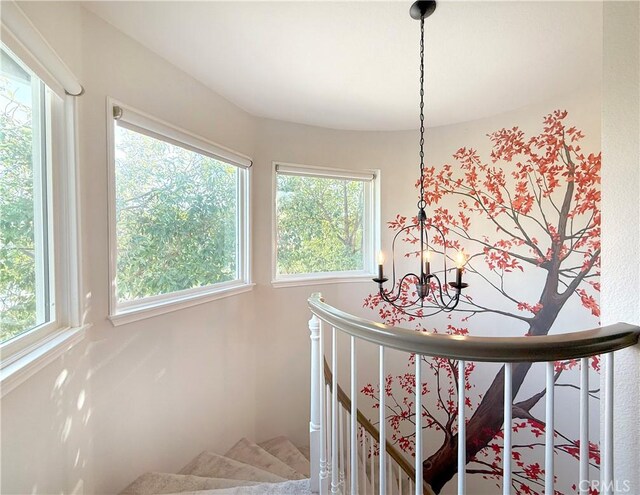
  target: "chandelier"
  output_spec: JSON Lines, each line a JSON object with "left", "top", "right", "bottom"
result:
{"left": 372, "top": 0, "right": 468, "bottom": 318}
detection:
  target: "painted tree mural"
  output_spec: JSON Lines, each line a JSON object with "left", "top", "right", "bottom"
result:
{"left": 363, "top": 110, "right": 601, "bottom": 494}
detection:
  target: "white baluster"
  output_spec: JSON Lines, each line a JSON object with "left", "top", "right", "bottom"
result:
{"left": 345, "top": 411, "right": 350, "bottom": 494}
{"left": 309, "top": 314, "right": 321, "bottom": 493}
{"left": 370, "top": 437, "right": 374, "bottom": 494}
{"left": 379, "top": 346, "right": 387, "bottom": 494}
{"left": 344, "top": 409, "right": 348, "bottom": 490}
{"left": 351, "top": 336, "right": 358, "bottom": 495}
{"left": 327, "top": 385, "right": 332, "bottom": 491}
{"left": 366, "top": 429, "right": 371, "bottom": 495}
{"left": 331, "top": 327, "right": 339, "bottom": 494}
{"left": 545, "top": 362, "right": 554, "bottom": 494}
{"left": 319, "top": 321, "right": 328, "bottom": 494}
{"left": 503, "top": 363, "right": 513, "bottom": 495}
{"left": 458, "top": 360, "right": 466, "bottom": 495}
{"left": 602, "top": 353, "right": 614, "bottom": 495}
{"left": 362, "top": 427, "right": 367, "bottom": 495}
{"left": 339, "top": 406, "right": 345, "bottom": 490}
{"left": 371, "top": 437, "right": 380, "bottom": 494}
{"left": 415, "top": 356, "right": 422, "bottom": 495}
{"left": 579, "top": 357, "right": 589, "bottom": 495}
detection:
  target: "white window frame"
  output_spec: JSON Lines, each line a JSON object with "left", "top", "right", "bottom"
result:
{"left": 272, "top": 162, "right": 380, "bottom": 288}
{"left": 0, "top": 44, "right": 85, "bottom": 397}
{"left": 106, "top": 99, "right": 253, "bottom": 326}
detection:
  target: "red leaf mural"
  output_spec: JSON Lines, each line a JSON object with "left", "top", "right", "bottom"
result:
{"left": 363, "top": 111, "right": 601, "bottom": 494}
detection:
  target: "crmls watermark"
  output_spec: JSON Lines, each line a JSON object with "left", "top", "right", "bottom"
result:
{"left": 579, "top": 480, "right": 631, "bottom": 493}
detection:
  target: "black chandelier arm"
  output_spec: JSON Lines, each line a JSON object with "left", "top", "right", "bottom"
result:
{"left": 378, "top": 272, "right": 422, "bottom": 306}
{"left": 383, "top": 294, "right": 461, "bottom": 319}
{"left": 390, "top": 223, "right": 428, "bottom": 287}
{"left": 391, "top": 222, "right": 429, "bottom": 250}
{"left": 422, "top": 272, "right": 463, "bottom": 311}
{"left": 377, "top": 270, "right": 464, "bottom": 313}
{"left": 420, "top": 223, "right": 453, "bottom": 285}
{"left": 391, "top": 219, "right": 450, "bottom": 259}
{"left": 390, "top": 225, "right": 409, "bottom": 289}
{"left": 388, "top": 223, "right": 454, "bottom": 290}
{"left": 386, "top": 290, "right": 461, "bottom": 316}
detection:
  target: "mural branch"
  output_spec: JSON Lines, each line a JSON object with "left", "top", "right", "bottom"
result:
{"left": 364, "top": 111, "right": 601, "bottom": 494}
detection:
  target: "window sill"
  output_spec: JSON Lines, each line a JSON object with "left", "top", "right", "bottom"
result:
{"left": 0, "top": 324, "right": 89, "bottom": 398}
{"left": 109, "top": 282, "right": 255, "bottom": 326}
{"left": 272, "top": 274, "right": 375, "bottom": 289}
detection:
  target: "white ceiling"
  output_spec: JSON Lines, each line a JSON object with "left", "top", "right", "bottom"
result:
{"left": 83, "top": 1, "right": 602, "bottom": 131}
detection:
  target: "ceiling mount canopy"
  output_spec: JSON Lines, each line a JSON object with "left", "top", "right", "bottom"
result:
{"left": 409, "top": 0, "right": 437, "bottom": 20}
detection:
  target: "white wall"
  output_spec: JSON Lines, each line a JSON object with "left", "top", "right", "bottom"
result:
{"left": 2, "top": 3, "right": 259, "bottom": 494}
{"left": 250, "top": 120, "right": 417, "bottom": 447}
{"left": 0, "top": 2, "right": 635, "bottom": 495}
{"left": 601, "top": 1, "right": 640, "bottom": 492}
{"left": 1, "top": 6, "right": 92, "bottom": 494}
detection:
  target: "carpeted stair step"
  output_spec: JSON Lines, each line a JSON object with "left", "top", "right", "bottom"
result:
{"left": 298, "top": 445, "right": 310, "bottom": 461}
{"left": 119, "top": 472, "right": 260, "bottom": 495}
{"left": 163, "top": 478, "right": 310, "bottom": 494}
{"left": 258, "top": 436, "right": 310, "bottom": 477}
{"left": 179, "top": 452, "right": 286, "bottom": 483}
{"left": 224, "top": 438, "right": 305, "bottom": 480}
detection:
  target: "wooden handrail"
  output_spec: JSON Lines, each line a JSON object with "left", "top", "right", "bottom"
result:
{"left": 310, "top": 293, "right": 640, "bottom": 363}
{"left": 323, "top": 358, "right": 435, "bottom": 495}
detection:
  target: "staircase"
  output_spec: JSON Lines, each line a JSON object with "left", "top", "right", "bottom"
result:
{"left": 119, "top": 295, "right": 640, "bottom": 495}
{"left": 121, "top": 436, "right": 312, "bottom": 494}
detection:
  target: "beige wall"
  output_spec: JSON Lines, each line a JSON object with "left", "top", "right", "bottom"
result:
{"left": 250, "top": 120, "right": 415, "bottom": 447}
{"left": 2, "top": 3, "right": 259, "bottom": 494}
{"left": 602, "top": 1, "right": 640, "bottom": 492}
{"left": 1, "top": 2, "right": 636, "bottom": 494}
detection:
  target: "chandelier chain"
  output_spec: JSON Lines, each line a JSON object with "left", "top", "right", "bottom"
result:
{"left": 419, "top": 17, "right": 425, "bottom": 206}
{"left": 372, "top": 1, "right": 467, "bottom": 318}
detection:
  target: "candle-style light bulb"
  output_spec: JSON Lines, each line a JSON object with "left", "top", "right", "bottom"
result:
{"left": 455, "top": 250, "right": 465, "bottom": 287}
{"left": 423, "top": 249, "right": 431, "bottom": 276}
{"left": 377, "top": 251, "right": 385, "bottom": 280}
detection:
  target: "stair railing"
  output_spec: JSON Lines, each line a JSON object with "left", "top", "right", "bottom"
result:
{"left": 323, "top": 357, "right": 429, "bottom": 495}
{"left": 307, "top": 292, "right": 640, "bottom": 495}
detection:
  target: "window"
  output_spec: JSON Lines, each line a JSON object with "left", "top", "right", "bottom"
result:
{"left": 107, "top": 101, "right": 252, "bottom": 324}
{"left": 273, "top": 163, "right": 379, "bottom": 286}
{"left": 0, "top": 46, "right": 53, "bottom": 344}
{"left": 0, "top": 40, "right": 82, "bottom": 394}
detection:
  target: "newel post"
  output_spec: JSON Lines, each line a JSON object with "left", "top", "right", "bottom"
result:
{"left": 309, "top": 294, "right": 322, "bottom": 493}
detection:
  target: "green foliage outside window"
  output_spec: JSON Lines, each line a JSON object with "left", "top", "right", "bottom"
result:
{"left": 0, "top": 75, "right": 37, "bottom": 342}
{"left": 276, "top": 174, "right": 365, "bottom": 275}
{"left": 1, "top": 73, "right": 367, "bottom": 339}
{"left": 114, "top": 126, "right": 238, "bottom": 302}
